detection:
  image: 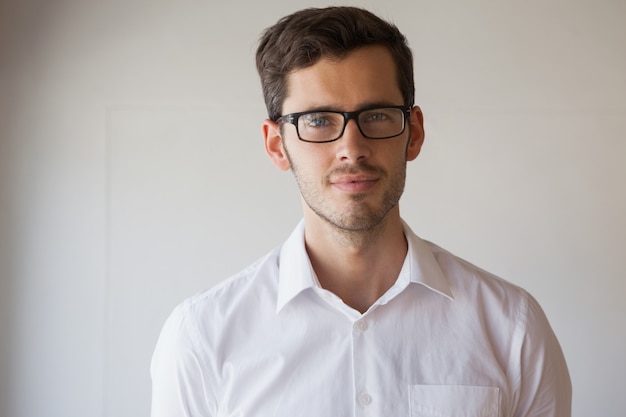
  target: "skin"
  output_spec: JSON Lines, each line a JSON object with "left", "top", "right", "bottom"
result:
{"left": 263, "top": 45, "right": 425, "bottom": 313}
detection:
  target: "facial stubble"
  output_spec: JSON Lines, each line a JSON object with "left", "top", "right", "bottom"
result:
{"left": 282, "top": 140, "right": 408, "bottom": 237}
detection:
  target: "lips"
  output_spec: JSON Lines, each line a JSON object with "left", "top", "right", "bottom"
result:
{"left": 330, "top": 173, "right": 379, "bottom": 193}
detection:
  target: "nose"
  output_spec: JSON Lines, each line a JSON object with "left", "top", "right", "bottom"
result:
{"left": 336, "top": 119, "right": 371, "bottom": 162}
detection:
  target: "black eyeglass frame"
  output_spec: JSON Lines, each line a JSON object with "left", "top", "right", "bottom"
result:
{"left": 275, "top": 105, "right": 412, "bottom": 143}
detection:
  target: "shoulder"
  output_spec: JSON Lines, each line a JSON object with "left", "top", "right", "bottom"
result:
{"left": 426, "top": 240, "right": 564, "bottom": 342}
{"left": 415, "top": 238, "right": 541, "bottom": 337}
{"left": 403, "top": 222, "right": 528, "bottom": 311}
{"left": 153, "top": 245, "right": 282, "bottom": 363}
{"left": 426, "top": 240, "right": 528, "bottom": 301}
{"left": 149, "top": 248, "right": 283, "bottom": 416}
{"left": 179, "top": 245, "right": 281, "bottom": 323}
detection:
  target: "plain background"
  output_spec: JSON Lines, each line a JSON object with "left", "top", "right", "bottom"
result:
{"left": 1, "top": 0, "right": 625, "bottom": 416}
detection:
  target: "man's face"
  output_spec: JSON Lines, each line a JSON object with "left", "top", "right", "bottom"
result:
{"left": 268, "top": 45, "right": 424, "bottom": 232}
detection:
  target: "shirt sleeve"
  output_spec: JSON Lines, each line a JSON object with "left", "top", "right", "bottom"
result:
{"left": 512, "top": 292, "right": 572, "bottom": 417}
{"left": 150, "top": 302, "right": 216, "bottom": 417}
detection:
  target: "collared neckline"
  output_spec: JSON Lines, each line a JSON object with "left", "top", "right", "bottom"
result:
{"left": 275, "top": 219, "right": 454, "bottom": 314}
{"left": 276, "top": 221, "right": 316, "bottom": 313}
{"left": 401, "top": 220, "right": 454, "bottom": 301}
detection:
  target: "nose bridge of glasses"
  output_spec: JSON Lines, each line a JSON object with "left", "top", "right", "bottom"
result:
{"left": 335, "top": 113, "right": 371, "bottom": 161}
{"left": 342, "top": 111, "right": 367, "bottom": 139}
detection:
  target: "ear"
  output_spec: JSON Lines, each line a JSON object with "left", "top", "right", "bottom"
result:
{"left": 263, "top": 119, "right": 291, "bottom": 171}
{"left": 406, "top": 106, "right": 425, "bottom": 161}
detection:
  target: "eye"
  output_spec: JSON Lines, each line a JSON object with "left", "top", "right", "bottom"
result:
{"left": 360, "top": 108, "right": 403, "bottom": 126}
{"left": 300, "top": 112, "right": 337, "bottom": 129}
{"left": 368, "top": 112, "right": 388, "bottom": 122}
{"left": 307, "top": 117, "right": 329, "bottom": 128}
{"left": 362, "top": 109, "right": 394, "bottom": 123}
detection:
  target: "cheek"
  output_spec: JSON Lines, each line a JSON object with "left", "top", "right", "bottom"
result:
{"left": 377, "top": 141, "right": 410, "bottom": 165}
{"left": 284, "top": 143, "right": 327, "bottom": 179}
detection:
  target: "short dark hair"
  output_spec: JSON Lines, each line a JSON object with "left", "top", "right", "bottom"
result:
{"left": 256, "top": 6, "right": 415, "bottom": 121}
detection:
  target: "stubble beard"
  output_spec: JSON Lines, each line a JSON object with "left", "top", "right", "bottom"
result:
{"left": 284, "top": 145, "right": 407, "bottom": 242}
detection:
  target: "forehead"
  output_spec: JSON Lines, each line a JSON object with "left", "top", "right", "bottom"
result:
{"left": 283, "top": 45, "right": 403, "bottom": 113}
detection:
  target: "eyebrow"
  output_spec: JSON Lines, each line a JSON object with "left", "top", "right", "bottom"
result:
{"left": 296, "top": 101, "right": 404, "bottom": 114}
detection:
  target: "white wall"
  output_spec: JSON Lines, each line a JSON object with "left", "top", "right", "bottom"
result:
{"left": 1, "top": 1, "right": 624, "bottom": 416}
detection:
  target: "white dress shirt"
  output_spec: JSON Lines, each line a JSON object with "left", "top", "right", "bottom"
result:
{"left": 151, "top": 220, "right": 571, "bottom": 417}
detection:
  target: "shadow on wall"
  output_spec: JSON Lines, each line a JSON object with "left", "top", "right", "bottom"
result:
{"left": 0, "top": 256, "right": 11, "bottom": 417}
{"left": 0, "top": 1, "right": 17, "bottom": 412}
{"left": 0, "top": 120, "right": 13, "bottom": 417}
{"left": 0, "top": 89, "right": 13, "bottom": 417}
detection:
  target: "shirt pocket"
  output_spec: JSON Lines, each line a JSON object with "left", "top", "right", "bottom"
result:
{"left": 408, "top": 385, "right": 499, "bottom": 417}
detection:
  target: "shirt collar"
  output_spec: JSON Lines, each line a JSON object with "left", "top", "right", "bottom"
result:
{"left": 401, "top": 219, "right": 455, "bottom": 301}
{"left": 275, "top": 219, "right": 454, "bottom": 314}
{"left": 276, "top": 220, "right": 316, "bottom": 313}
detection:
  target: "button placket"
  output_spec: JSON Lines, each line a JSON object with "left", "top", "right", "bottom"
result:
{"left": 352, "top": 317, "right": 374, "bottom": 415}
{"left": 358, "top": 391, "right": 372, "bottom": 406}
{"left": 356, "top": 319, "right": 368, "bottom": 332}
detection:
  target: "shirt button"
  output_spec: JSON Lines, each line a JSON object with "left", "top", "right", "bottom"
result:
{"left": 356, "top": 320, "right": 368, "bottom": 331}
{"left": 358, "top": 392, "right": 372, "bottom": 406}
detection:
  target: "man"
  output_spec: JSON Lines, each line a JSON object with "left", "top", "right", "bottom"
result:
{"left": 151, "top": 6, "right": 571, "bottom": 416}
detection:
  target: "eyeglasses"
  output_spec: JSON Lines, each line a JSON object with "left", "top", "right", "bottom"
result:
{"left": 275, "top": 105, "right": 411, "bottom": 143}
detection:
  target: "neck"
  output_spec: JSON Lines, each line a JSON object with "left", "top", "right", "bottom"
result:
{"left": 304, "top": 209, "right": 408, "bottom": 313}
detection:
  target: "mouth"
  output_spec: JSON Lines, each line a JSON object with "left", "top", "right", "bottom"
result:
{"left": 330, "top": 174, "right": 379, "bottom": 193}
